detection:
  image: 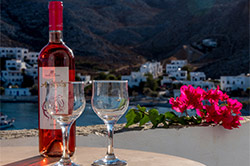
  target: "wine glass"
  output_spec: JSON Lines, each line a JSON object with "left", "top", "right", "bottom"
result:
{"left": 44, "top": 81, "right": 86, "bottom": 166}
{"left": 91, "top": 80, "right": 129, "bottom": 166}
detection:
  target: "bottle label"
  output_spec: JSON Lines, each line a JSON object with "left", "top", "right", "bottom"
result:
{"left": 39, "top": 67, "right": 69, "bottom": 129}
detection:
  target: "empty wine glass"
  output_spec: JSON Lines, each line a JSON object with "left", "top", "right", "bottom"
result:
{"left": 44, "top": 81, "right": 86, "bottom": 166}
{"left": 91, "top": 80, "right": 129, "bottom": 166}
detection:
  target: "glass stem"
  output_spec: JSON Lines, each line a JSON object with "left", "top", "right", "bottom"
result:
{"left": 106, "top": 122, "right": 115, "bottom": 156}
{"left": 61, "top": 123, "right": 71, "bottom": 160}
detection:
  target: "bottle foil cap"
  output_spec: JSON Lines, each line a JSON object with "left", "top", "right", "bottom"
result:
{"left": 49, "top": 1, "right": 63, "bottom": 31}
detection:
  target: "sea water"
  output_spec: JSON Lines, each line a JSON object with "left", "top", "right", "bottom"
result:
{"left": 0, "top": 102, "right": 195, "bottom": 130}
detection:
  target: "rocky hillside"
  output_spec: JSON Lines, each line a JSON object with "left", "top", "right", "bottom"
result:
{"left": 0, "top": 0, "right": 248, "bottom": 78}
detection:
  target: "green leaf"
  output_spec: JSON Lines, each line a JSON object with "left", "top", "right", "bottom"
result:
{"left": 149, "top": 109, "right": 160, "bottom": 128}
{"left": 165, "top": 112, "right": 178, "bottom": 121}
{"left": 125, "top": 109, "right": 137, "bottom": 128}
{"left": 139, "top": 114, "right": 150, "bottom": 127}
{"left": 134, "top": 111, "right": 143, "bottom": 124}
{"left": 178, "top": 116, "right": 188, "bottom": 125}
{"left": 137, "top": 105, "right": 146, "bottom": 112}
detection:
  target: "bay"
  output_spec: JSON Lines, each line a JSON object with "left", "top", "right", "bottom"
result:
{"left": 1, "top": 102, "right": 176, "bottom": 130}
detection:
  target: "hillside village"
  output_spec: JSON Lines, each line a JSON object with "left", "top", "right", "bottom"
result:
{"left": 0, "top": 47, "right": 249, "bottom": 99}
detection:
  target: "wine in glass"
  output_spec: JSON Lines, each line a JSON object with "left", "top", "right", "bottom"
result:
{"left": 91, "top": 80, "right": 129, "bottom": 166}
{"left": 44, "top": 81, "right": 86, "bottom": 166}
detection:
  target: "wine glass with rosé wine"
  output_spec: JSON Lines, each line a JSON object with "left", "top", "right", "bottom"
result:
{"left": 91, "top": 80, "right": 129, "bottom": 166}
{"left": 44, "top": 81, "right": 86, "bottom": 166}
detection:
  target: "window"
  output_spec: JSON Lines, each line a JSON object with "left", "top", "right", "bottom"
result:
{"left": 33, "top": 71, "right": 36, "bottom": 74}
{"left": 5, "top": 73, "right": 7, "bottom": 76}
{"left": 10, "top": 50, "right": 13, "bottom": 53}
{"left": 12, "top": 73, "right": 14, "bottom": 76}
{"left": 32, "top": 55, "right": 34, "bottom": 57}
{"left": 16, "top": 79, "right": 18, "bottom": 81}
{"left": 227, "top": 81, "right": 229, "bottom": 84}
{"left": 1, "top": 50, "right": 4, "bottom": 52}
{"left": 181, "top": 73, "right": 185, "bottom": 76}
{"left": 18, "top": 50, "right": 21, "bottom": 52}
{"left": 232, "top": 81, "right": 235, "bottom": 85}
{"left": 241, "top": 81, "right": 244, "bottom": 85}
{"left": 24, "top": 51, "right": 27, "bottom": 53}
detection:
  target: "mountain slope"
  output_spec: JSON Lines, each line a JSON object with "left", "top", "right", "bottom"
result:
{"left": 0, "top": 0, "right": 248, "bottom": 78}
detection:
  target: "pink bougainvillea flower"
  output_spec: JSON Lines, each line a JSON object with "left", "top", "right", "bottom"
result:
{"left": 169, "top": 97, "right": 187, "bottom": 113}
{"left": 180, "top": 85, "right": 205, "bottom": 110}
{"left": 204, "top": 86, "right": 229, "bottom": 103}
{"left": 227, "top": 98, "right": 243, "bottom": 115}
{"left": 169, "top": 85, "right": 243, "bottom": 130}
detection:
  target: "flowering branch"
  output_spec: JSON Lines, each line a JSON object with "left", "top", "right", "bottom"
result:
{"left": 169, "top": 85, "right": 243, "bottom": 129}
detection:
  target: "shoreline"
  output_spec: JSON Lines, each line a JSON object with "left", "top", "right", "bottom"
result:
{"left": 0, "top": 95, "right": 38, "bottom": 103}
{"left": 1, "top": 116, "right": 250, "bottom": 140}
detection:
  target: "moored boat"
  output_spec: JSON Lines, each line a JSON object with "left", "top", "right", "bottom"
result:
{"left": 0, "top": 113, "right": 15, "bottom": 130}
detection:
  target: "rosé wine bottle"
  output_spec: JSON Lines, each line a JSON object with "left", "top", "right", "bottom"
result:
{"left": 38, "top": 1, "right": 75, "bottom": 157}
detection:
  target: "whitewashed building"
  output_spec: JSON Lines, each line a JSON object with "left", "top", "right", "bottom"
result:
{"left": 77, "top": 73, "right": 91, "bottom": 83}
{"left": 5, "top": 88, "right": 31, "bottom": 96}
{"left": 161, "top": 76, "right": 172, "bottom": 86}
{"left": 169, "top": 70, "right": 187, "bottom": 80}
{"left": 220, "top": 74, "right": 250, "bottom": 91}
{"left": 25, "top": 64, "right": 38, "bottom": 79}
{"left": 1, "top": 60, "right": 26, "bottom": 86}
{"left": 166, "top": 60, "right": 187, "bottom": 74}
{"left": 0, "top": 47, "right": 39, "bottom": 87}
{"left": 5, "top": 60, "right": 26, "bottom": 70}
{"left": 0, "top": 47, "right": 29, "bottom": 59}
{"left": 183, "top": 81, "right": 215, "bottom": 90}
{"left": 0, "top": 47, "right": 39, "bottom": 63}
{"left": 140, "top": 62, "right": 163, "bottom": 78}
{"left": 190, "top": 72, "right": 206, "bottom": 81}
{"left": 26, "top": 52, "right": 39, "bottom": 64}
{"left": 121, "top": 72, "right": 147, "bottom": 88}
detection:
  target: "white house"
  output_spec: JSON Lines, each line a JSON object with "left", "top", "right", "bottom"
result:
{"left": 161, "top": 76, "right": 172, "bottom": 86}
{"left": 0, "top": 47, "right": 39, "bottom": 87}
{"left": 77, "top": 73, "right": 91, "bottom": 83}
{"left": 169, "top": 70, "right": 187, "bottom": 81}
{"left": 5, "top": 88, "right": 31, "bottom": 96}
{"left": 0, "top": 47, "right": 29, "bottom": 59}
{"left": 220, "top": 74, "right": 250, "bottom": 91}
{"left": 121, "top": 72, "right": 147, "bottom": 88}
{"left": 26, "top": 52, "right": 39, "bottom": 64}
{"left": 190, "top": 72, "right": 206, "bottom": 81}
{"left": 140, "top": 62, "right": 163, "bottom": 78}
{"left": 166, "top": 60, "right": 187, "bottom": 74}
{"left": 183, "top": 81, "right": 215, "bottom": 90}
{"left": 1, "top": 70, "right": 24, "bottom": 86}
{"left": 25, "top": 64, "right": 38, "bottom": 79}
{"left": 1, "top": 60, "right": 27, "bottom": 86}
{"left": 5, "top": 60, "right": 26, "bottom": 71}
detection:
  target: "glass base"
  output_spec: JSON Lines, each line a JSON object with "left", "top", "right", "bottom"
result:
{"left": 52, "top": 158, "right": 81, "bottom": 166}
{"left": 92, "top": 154, "right": 127, "bottom": 166}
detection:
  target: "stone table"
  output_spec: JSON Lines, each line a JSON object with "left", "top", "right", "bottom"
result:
{"left": 0, "top": 146, "right": 206, "bottom": 166}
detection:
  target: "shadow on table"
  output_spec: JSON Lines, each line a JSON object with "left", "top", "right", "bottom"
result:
{"left": 3, "top": 155, "right": 60, "bottom": 166}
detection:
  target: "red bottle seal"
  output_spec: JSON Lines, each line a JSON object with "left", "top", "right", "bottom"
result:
{"left": 49, "top": 1, "right": 63, "bottom": 31}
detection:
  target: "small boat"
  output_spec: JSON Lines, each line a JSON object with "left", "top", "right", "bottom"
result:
{"left": 0, "top": 113, "right": 15, "bottom": 130}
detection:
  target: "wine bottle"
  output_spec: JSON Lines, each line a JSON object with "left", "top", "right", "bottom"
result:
{"left": 38, "top": 1, "right": 75, "bottom": 157}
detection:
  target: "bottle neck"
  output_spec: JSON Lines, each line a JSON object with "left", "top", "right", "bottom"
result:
{"left": 49, "top": 31, "right": 63, "bottom": 43}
